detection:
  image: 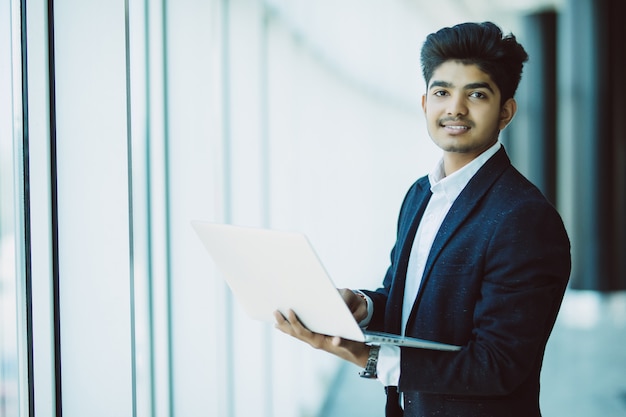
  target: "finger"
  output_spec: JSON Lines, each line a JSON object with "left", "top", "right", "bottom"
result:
{"left": 338, "top": 288, "right": 357, "bottom": 312}
{"left": 273, "top": 310, "right": 294, "bottom": 335}
{"left": 338, "top": 288, "right": 352, "bottom": 303}
{"left": 286, "top": 310, "right": 337, "bottom": 350}
{"left": 273, "top": 310, "right": 284, "bottom": 321}
{"left": 286, "top": 309, "right": 311, "bottom": 337}
{"left": 338, "top": 289, "right": 368, "bottom": 322}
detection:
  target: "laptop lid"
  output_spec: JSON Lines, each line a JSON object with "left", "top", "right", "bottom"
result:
{"left": 191, "top": 221, "right": 366, "bottom": 342}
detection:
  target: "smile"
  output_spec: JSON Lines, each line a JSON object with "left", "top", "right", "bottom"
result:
{"left": 442, "top": 125, "right": 470, "bottom": 130}
{"left": 438, "top": 118, "right": 474, "bottom": 131}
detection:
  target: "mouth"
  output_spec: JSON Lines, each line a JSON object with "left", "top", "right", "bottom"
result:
{"left": 441, "top": 124, "right": 470, "bottom": 131}
{"left": 439, "top": 119, "right": 473, "bottom": 133}
{"left": 440, "top": 124, "right": 471, "bottom": 135}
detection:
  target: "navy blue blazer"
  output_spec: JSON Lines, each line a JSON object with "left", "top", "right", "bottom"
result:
{"left": 362, "top": 147, "right": 571, "bottom": 417}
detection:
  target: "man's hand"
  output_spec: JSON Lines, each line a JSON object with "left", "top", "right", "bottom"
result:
{"left": 273, "top": 309, "right": 370, "bottom": 368}
{"left": 338, "top": 288, "right": 369, "bottom": 323}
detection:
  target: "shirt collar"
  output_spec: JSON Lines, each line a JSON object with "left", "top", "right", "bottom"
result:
{"left": 428, "top": 141, "right": 502, "bottom": 203}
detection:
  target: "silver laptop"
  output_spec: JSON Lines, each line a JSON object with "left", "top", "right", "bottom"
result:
{"left": 191, "top": 221, "right": 460, "bottom": 352}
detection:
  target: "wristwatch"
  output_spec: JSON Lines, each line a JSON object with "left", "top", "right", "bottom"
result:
{"left": 359, "top": 345, "right": 381, "bottom": 379}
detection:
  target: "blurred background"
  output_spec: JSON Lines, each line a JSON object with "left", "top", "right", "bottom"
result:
{"left": 1, "top": 0, "right": 625, "bottom": 416}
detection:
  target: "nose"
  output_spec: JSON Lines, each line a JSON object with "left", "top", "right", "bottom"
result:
{"left": 446, "top": 95, "right": 468, "bottom": 117}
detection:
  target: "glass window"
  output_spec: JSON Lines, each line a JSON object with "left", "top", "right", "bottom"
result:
{"left": 1, "top": 1, "right": 22, "bottom": 416}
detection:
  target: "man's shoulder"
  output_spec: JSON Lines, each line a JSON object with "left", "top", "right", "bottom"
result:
{"left": 486, "top": 166, "right": 567, "bottom": 235}
{"left": 407, "top": 175, "right": 430, "bottom": 194}
{"left": 401, "top": 175, "right": 431, "bottom": 204}
{"left": 495, "top": 165, "right": 553, "bottom": 205}
{"left": 483, "top": 147, "right": 550, "bottom": 203}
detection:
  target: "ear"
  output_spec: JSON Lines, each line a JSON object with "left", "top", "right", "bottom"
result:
{"left": 421, "top": 94, "right": 427, "bottom": 113}
{"left": 499, "top": 98, "right": 517, "bottom": 130}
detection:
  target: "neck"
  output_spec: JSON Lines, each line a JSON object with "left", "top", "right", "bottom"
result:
{"left": 442, "top": 153, "right": 474, "bottom": 176}
{"left": 441, "top": 140, "right": 499, "bottom": 176}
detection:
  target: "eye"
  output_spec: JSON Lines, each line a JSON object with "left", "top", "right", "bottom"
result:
{"left": 469, "top": 91, "right": 487, "bottom": 99}
{"left": 433, "top": 90, "right": 448, "bottom": 97}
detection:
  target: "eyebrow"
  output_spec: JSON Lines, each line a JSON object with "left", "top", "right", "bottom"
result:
{"left": 429, "top": 80, "right": 495, "bottom": 94}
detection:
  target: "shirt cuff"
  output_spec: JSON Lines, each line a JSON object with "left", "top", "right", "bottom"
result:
{"left": 354, "top": 290, "right": 374, "bottom": 328}
{"left": 376, "top": 344, "right": 401, "bottom": 386}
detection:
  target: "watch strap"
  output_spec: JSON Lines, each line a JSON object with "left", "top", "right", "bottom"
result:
{"left": 359, "top": 345, "right": 380, "bottom": 379}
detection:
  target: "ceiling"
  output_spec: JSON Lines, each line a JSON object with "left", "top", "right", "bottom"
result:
{"left": 407, "top": 0, "right": 564, "bottom": 33}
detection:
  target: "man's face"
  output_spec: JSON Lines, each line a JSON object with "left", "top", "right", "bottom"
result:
{"left": 421, "top": 60, "right": 515, "bottom": 173}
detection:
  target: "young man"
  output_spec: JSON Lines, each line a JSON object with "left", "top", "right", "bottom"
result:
{"left": 275, "top": 22, "right": 571, "bottom": 417}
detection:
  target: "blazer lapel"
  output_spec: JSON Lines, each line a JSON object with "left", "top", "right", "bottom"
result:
{"left": 385, "top": 179, "right": 432, "bottom": 334}
{"left": 407, "top": 148, "right": 512, "bottom": 323}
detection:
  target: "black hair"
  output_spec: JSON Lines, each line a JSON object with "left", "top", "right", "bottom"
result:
{"left": 420, "top": 22, "right": 529, "bottom": 104}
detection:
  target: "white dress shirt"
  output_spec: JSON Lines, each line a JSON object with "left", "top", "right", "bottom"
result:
{"left": 362, "top": 141, "right": 502, "bottom": 386}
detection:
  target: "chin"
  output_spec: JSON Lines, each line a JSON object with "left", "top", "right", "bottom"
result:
{"left": 434, "top": 139, "right": 473, "bottom": 154}
{"left": 444, "top": 145, "right": 474, "bottom": 153}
